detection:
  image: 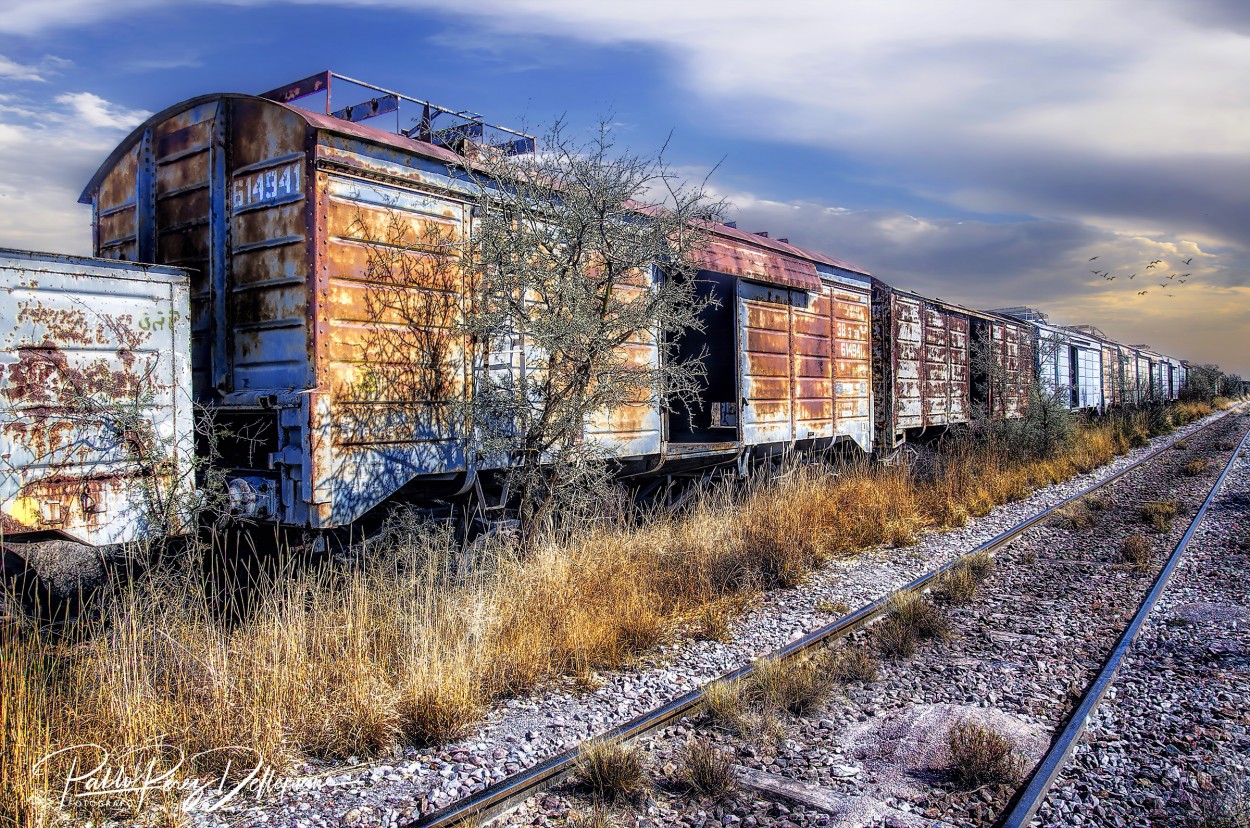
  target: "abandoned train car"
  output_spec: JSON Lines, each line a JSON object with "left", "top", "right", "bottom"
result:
{"left": 870, "top": 283, "right": 1034, "bottom": 449}
{"left": 994, "top": 308, "right": 1103, "bottom": 412}
{"left": 0, "top": 249, "right": 194, "bottom": 558}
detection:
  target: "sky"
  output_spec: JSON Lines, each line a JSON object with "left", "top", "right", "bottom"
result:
{"left": 0, "top": 0, "right": 1246, "bottom": 374}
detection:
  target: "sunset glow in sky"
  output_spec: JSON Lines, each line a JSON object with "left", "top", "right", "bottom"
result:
{"left": 1, "top": 0, "right": 1246, "bottom": 373}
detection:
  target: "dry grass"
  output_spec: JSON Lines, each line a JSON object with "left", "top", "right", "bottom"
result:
{"left": 1119, "top": 534, "right": 1153, "bottom": 570}
{"left": 874, "top": 591, "right": 950, "bottom": 659}
{"left": 1183, "top": 459, "right": 1213, "bottom": 477}
{"left": 1052, "top": 500, "right": 1099, "bottom": 531}
{"left": 1140, "top": 500, "right": 1180, "bottom": 532}
{"left": 748, "top": 656, "right": 832, "bottom": 716}
{"left": 1, "top": 633, "right": 53, "bottom": 828}
{"left": 703, "top": 679, "right": 750, "bottom": 731}
{"left": 567, "top": 805, "right": 616, "bottom": 828}
{"left": 575, "top": 741, "right": 646, "bottom": 803}
{"left": 827, "top": 645, "right": 879, "bottom": 684}
{"left": 0, "top": 402, "right": 1212, "bottom": 821}
{"left": 815, "top": 599, "right": 851, "bottom": 615}
{"left": 682, "top": 739, "right": 736, "bottom": 799}
{"left": 946, "top": 719, "right": 1024, "bottom": 786}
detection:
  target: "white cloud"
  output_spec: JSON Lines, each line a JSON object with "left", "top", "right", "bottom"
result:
{"left": 53, "top": 92, "right": 151, "bottom": 130}
{"left": 0, "top": 54, "right": 70, "bottom": 81}
{"left": 0, "top": 91, "right": 150, "bottom": 255}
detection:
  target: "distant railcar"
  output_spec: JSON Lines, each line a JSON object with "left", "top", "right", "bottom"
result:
{"left": 967, "top": 310, "right": 1035, "bottom": 419}
{"left": 870, "top": 281, "right": 973, "bottom": 448}
{"left": 993, "top": 310, "right": 1102, "bottom": 412}
{"left": 674, "top": 227, "right": 875, "bottom": 469}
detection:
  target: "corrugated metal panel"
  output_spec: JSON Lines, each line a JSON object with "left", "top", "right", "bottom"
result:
{"left": 583, "top": 282, "right": 663, "bottom": 459}
{"left": 828, "top": 282, "right": 872, "bottom": 451}
{"left": 869, "top": 282, "right": 972, "bottom": 447}
{"left": 792, "top": 286, "right": 834, "bottom": 441}
{"left": 317, "top": 170, "right": 471, "bottom": 527}
{"left": 738, "top": 280, "right": 800, "bottom": 445}
{"left": 0, "top": 250, "right": 192, "bottom": 546}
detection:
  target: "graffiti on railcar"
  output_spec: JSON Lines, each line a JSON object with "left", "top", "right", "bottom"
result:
{"left": 1, "top": 288, "right": 182, "bottom": 541}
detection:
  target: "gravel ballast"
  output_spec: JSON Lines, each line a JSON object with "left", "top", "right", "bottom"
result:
{"left": 1033, "top": 431, "right": 1250, "bottom": 827}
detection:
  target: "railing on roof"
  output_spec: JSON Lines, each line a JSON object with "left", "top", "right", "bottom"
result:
{"left": 991, "top": 306, "right": 1050, "bottom": 324}
{"left": 260, "top": 71, "right": 536, "bottom": 156}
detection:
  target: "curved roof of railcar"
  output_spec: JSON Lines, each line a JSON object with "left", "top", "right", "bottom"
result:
{"left": 80, "top": 92, "right": 476, "bottom": 205}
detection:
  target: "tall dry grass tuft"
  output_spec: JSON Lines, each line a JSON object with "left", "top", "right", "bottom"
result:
{"left": 1, "top": 629, "right": 54, "bottom": 828}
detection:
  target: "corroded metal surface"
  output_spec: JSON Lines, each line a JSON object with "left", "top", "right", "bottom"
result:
{"left": 81, "top": 87, "right": 678, "bottom": 529}
{"left": 870, "top": 281, "right": 973, "bottom": 447}
{"left": 0, "top": 250, "right": 192, "bottom": 546}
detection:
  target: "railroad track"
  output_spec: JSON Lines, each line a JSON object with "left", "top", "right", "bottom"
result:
{"left": 400, "top": 406, "right": 1248, "bottom": 828}
{"left": 995, "top": 416, "right": 1250, "bottom": 828}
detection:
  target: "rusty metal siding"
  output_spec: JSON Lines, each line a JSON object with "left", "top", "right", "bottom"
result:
{"left": 585, "top": 279, "right": 663, "bottom": 458}
{"left": 228, "top": 98, "right": 312, "bottom": 395}
{"left": 869, "top": 282, "right": 972, "bottom": 447}
{"left": 0, "top": 250, "right": 193, "bottom": 546}
{"left": 792, "top": 287, "right": 834, "bottom": 442}
{"left": 737, "top": 279, "right": 799, "bottom": 446}
{"left": 973, "top": 314, "right": 1032, "bottom": 419}
{"left": 826, "top": 279, "right": 872, "bottom": 452}
{"left": 312, "top": 152, "right": 472, "bottom": 527}
{"left": 892, "top": 294, "right": 924, "bottom": 432}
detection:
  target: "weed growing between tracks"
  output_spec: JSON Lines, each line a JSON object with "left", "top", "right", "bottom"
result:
{"left": 0, "top": 401, "right": 1223, "bottom": 825}
{"left": 946, "top": 719, "right": 1024, "bottom": 786}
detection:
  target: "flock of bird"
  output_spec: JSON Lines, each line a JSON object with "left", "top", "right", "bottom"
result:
{"left": 1088, "top": 255, "right": 1194, "bottom": 297}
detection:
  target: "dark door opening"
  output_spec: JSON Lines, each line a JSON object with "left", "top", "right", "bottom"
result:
{"left": 1069, "top": 345, "right": 1080, "bottom": 408}
{"left": 668, "top": 270, "right": 738, "bottom": 443}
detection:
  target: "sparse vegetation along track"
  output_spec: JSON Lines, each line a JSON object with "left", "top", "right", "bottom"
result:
{"left": 400, "top": 406, "right": 1248, "bottom": 828}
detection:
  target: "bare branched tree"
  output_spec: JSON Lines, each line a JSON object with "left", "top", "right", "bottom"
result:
{"left": 461, "top": 121, "right": 724, "bottom": 533}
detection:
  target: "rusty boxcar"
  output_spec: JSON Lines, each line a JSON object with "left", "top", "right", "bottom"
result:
{"left": 968, "top": 310, "right": 1034, "bottom": 420}
{"left": 78, "top": 75, "right": 551, "bottom": 531}
{"left": 667, "top": 225, "right": 873, "bottom": 470}
{"left": 78, "top": 73, "right": 882, "bottom": 533}
{"left": 870, "top": 281, "right": 974, "bottom": 448}
{"left": 1, "top": 249, "right": 193, "bottom": 594}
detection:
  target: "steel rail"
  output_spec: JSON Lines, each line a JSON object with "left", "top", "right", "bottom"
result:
{"left": 996, "top": 415, "right": 1250, "bottom": 828}
{"left": 403, "top": 407, "right": 1243, "bottom": 828}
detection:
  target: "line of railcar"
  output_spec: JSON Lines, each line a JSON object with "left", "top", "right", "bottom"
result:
{"left": 0, "top": 72, "right": 1189, "bottom": 589}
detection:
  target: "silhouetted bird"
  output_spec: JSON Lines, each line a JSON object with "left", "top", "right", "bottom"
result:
{"left": 1089, "top": 256, "right": 1099, "bottom": 261}
{"left": 1183, "top": 257, "right": 1193, "bottom": 265}
{"left": 1138, "top": 290, "right": 1149, "bottom": 295}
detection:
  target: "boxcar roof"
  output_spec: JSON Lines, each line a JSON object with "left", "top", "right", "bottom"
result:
{"left": 79, "top": 92, "right": 468, "bottom": 205}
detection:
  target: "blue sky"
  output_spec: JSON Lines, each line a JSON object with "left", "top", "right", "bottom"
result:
{"left": 1, "top": 0, "right": 1247, "bottom": 374}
